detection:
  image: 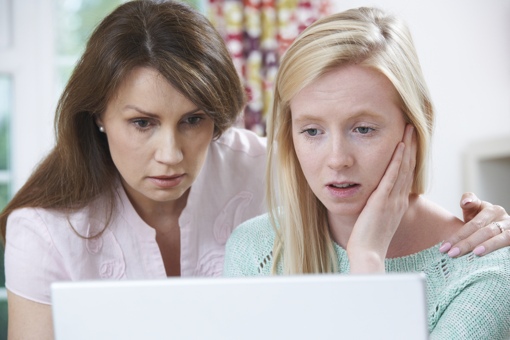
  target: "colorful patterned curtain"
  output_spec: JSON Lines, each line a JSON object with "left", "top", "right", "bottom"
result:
{"left": 207, "top": 0, "right": 331, "bottom": 135}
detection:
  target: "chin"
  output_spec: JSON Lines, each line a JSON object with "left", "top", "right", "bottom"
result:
{"left": 146, "top": 189, "right": 186, "bottom": 202}
{"left": 324, "top": 202, "right": 364, "bottom": 218}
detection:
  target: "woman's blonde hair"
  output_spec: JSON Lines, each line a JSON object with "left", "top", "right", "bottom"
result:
{"left": 267, "top": 7, "right": 434, "bottom": 274}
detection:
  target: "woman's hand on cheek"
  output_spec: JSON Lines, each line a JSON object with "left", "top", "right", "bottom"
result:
{"left": 347, "top": 124, "right": 416, "bottom": 273}
{"left": 439, "top": 192, "right": 510, "bottom": 257}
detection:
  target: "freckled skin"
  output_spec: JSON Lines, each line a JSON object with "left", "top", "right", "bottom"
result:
{"left": 291, "top": 65, "right": 406, "bottom": 221}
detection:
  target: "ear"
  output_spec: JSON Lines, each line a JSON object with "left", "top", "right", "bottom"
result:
{"left": 95, "top": 115, "right": 104, "bottom": 128}
{"left": 95, "top": 116, "right": 106, "bottom": 133}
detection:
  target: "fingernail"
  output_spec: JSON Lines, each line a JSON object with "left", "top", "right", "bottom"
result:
{"left": 473, "top": 246, "right": 486, "bottom": 256}
{"left": 462, "top": 198, "right": 473, "bottom": 205}
{"left": 439, "top": 242, "right": 451, "bottom": 253}
{"left": 448, "top": 247, "right": 460, "bottom": 257}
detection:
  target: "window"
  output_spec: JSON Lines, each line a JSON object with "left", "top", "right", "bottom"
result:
{"left": 0, "top": 0, "right": 13, "bottom": 295}
{"left": 0, "top": 76, "right": 11, "bottom": 219}
{"left": 0, "top": 75, "right": 10, "bottom": 298}
{"left": 0, "top": 75, "right": 8, "bottom": 339}
{"left": 54, "top": 0, "right": 201, "bottom": 91}
{"left": 55, "top": 0, "right": 128, "bottom": 93}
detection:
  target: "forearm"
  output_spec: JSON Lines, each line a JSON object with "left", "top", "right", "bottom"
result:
{"left": 7, "top": 290, "right": 54, "bottom": 340}
{"left": 346, "top": 248, "right": 385, "bottom": 274}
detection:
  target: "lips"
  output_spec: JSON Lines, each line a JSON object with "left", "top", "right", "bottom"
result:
{"left": 326, "top": 182, "right": 360, "bottom": 198}
{"left": 151, "top": 174, "right": 183, "bottom": 180}
{"left": 329, "top": 183, "right": 357, "bottom": 189}
{"left": 147, "top": 174, "right": 185, "bottom": 189}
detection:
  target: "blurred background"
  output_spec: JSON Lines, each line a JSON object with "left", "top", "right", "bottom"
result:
{"left": 0, "top": 0, "right": 509, "bottom": 337}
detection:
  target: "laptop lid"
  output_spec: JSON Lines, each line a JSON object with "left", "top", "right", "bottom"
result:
{"left": 51, "top": 273, "right": 428, "bottom": 340}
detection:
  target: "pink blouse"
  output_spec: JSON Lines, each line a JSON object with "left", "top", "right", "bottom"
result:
{"left": 4, "top": 128, "right": 267, "bottom": 304}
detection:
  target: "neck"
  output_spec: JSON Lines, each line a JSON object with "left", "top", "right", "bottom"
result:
{"left": 328, "top": 194, "right": 457, "bottom": 258}
{"left": 327, "top": 213, "right": 358, "bottom": 247}
{"left": 122, "top": 181, "right": 190, "bottom": 230}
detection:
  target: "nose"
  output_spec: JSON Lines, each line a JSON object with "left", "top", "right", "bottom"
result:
{"left": 327, "top": 133, "right": 354, "bottom": 170}
{"left": 154, "top": 131, "right": 184, "bottom": 165}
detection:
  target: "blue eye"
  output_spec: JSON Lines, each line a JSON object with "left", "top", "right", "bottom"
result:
{"left": 356, "top": 127, "right": 373, "bottom": 134}
{"left": 304, "top": 128, "right": 319, "bottom": 136}
{"left": 133, "top": 119, "right": 151, "bottom": 129}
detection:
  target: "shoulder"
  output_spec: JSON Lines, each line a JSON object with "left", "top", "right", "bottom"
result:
{"left": 8, "top": 206, "right": 66, "bottom": 223}
{"left": 452, "top": 247, "right": 510, "bottom": 275}
{"left": 228, "top": 213, "right": 275, "bottom": 245}
{"left": 212, "top": 127, "right": 267, "bottom": 158}
{"left": 223, "top": 213, "right": 276, "bottom": 276}
{"left": 442, "top": 249, "right": 510, "bottom": 294}
{"left": 5, "top": 201, "right": 112, "bottom": 263}
{"left": 7, "top": 207, "right": 72, "bottom": 242}
{"left": 200, "top": 127, "right": 267, "bottom": 192}
{"left": 426, "top": 249, "right": 510, "bottom": 337}
{"left": 7, "top": 197, "right": 110, "bottom": 239}
{"left": 425, "top": 247, "right": 510, "bottom": 287}
{"left": 469, "top": 248, "right": 510, "bottom": 281}
{"left": 187, "top": 128, "right": 268, "bottom": 239}
{"left": 5, "top": 207, "right": 73, "bottom": 303}
{"left": 5, "top": 197, "right": 128, "bottom": 304}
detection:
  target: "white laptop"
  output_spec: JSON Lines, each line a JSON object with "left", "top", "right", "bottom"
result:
{"left": 51, "top": 273, "right": 428, "bottom": 340}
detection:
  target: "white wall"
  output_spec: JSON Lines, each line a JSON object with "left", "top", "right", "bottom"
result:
{"left": 332, "top": 0, "right": 510, "bottom": 216}
{"left": 1, "top": 0, "right": 56, "bottom": 194}
{"left": 6, "top": 1, "right": 510, "bottom": 217}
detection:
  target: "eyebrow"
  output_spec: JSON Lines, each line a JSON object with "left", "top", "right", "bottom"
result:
{"left": 123, "top": 105, "right": 203, "bottom": 117}
{"left": 293, "top": 110, "right": 383, "bottom": 123}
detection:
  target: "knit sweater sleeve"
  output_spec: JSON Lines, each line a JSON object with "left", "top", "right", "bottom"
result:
{"left": 223, "top": 213, "right": 275, "bottom": 277}
{"left": 428, "top": 251, "right": 510, "bottom": 339}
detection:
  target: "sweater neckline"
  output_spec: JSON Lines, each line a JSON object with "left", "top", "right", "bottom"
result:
{"left": 333, "top": 242, "right": 444, "bottom": 272}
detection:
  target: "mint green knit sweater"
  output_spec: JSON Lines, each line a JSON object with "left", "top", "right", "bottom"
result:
{"left": 224, "top": 213, "right": 510, "bottom": 339}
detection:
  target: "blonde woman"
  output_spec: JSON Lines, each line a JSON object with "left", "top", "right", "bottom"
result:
{"left": 224, "top": 7, "right": 510, "bottom": 338}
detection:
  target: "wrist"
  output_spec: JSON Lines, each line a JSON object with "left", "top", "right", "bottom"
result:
{"left": 347, "top": 249, "right": 386, "bottom": 274}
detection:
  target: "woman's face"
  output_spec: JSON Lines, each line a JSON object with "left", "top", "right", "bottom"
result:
{"left": 290, "top": 65, "right": 407, "bottom": 220}
{"left": 98, "top": 66, "right": 214, "bottom": 209}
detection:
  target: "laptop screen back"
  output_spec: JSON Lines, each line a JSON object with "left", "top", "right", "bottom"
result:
{"left": 51, "top": 273, "right": 428, "bottom": 340}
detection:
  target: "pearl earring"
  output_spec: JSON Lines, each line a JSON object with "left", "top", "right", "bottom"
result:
{"left": 99, "top": 126, "right": 105, "bottom": 133}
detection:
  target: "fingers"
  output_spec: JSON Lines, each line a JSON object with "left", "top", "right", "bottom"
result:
{"left": 349, "top": 124, "right": 416, "bottom": 264}
{"left": 472, "top": 221, "right": 510, "bottom": 256}
{"left": 392, "top": 124, "right": 416, "bottom": 197}
{"left": 370, "top": 124, "right": 416, "bottom": 216}
{"left": 404, "top": 125, "right": 417, "bottom": 194}
{"left": 375, "top": 142, "right": 404, "bottom": 194}
{"left": 440, "top": 203, "right": 509, "bottom": 257}
{"left": 460, "top": 192, "right": 483, "bottom": 223}
{"left": 454, "top": 195, "right": 499, "bottom": 246}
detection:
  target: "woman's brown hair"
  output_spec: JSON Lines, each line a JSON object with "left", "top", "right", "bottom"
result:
{"left": 0, "top": 0, "right": 245, "bottom": 242}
